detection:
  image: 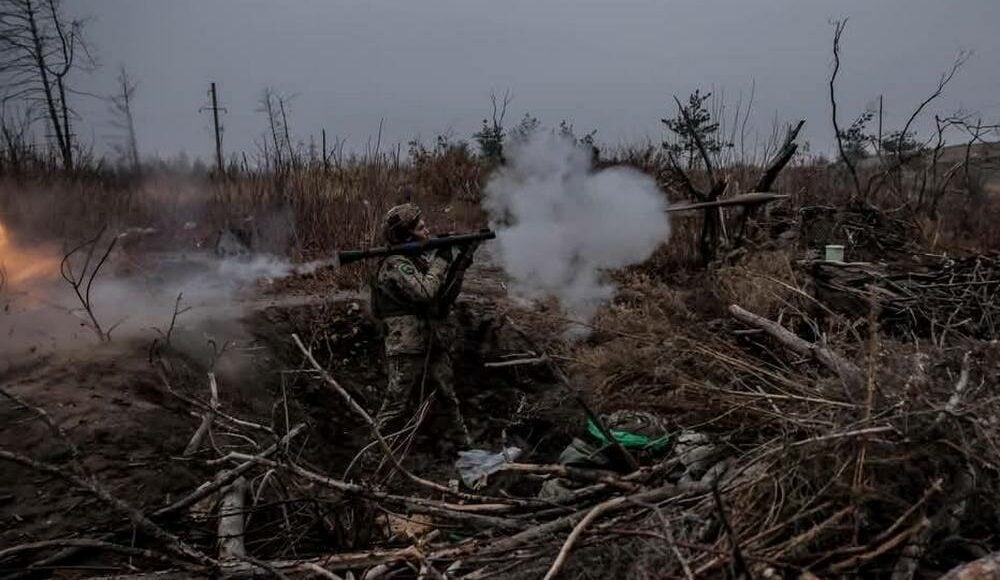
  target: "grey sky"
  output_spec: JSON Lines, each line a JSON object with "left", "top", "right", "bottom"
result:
{"left": 68, "top": 0, "right": 1000, "bottom": 162}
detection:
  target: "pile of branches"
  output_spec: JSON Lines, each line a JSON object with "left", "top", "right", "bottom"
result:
{"left": 526, "top": 296, "right": 1000, "bottom": 578}
{"left": 810, "top": 252, "right": 1000, "bottom": 343}
{"left": 6, "top": 309, "right": 1000, "bottom": 579}
{"left": 0, "top": 334, "right": 724, "bottom": 579}
{"left": 668, "top": 304, "right": 1000, "bottom": 578}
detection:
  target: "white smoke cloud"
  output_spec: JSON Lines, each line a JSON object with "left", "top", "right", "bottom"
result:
{"left": 484, "top": 132, "right": 670, "bottom": 323}
{"left": 0, "top": 251, "right": 302, "bottom": 366}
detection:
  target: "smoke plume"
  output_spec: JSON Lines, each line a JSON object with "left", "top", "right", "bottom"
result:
{"left": 484, "top": 132, "right": 670, "bottom": 323}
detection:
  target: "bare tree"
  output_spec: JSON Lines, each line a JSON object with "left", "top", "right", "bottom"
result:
{"left": 829, "top": 19, "right": 863, "bottom": 200}
{"left": 60, "top": 227, "right": 119, "bottom": 342}
{"left": 257, "top": 88, "right": 298, "bottom": 172}
{"left": 0, "top": 0, "right": 93, "bottom": 171}
{"left": 108, "top": 65, "right": 140, "bottom": 172}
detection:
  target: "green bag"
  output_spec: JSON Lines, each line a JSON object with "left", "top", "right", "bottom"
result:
{"left": 586, "top": 418, "right": 670, "bottom": 451}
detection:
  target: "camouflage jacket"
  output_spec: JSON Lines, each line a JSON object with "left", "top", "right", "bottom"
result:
{"left": 371, "top": 252, "right": 450, "bottom": 355}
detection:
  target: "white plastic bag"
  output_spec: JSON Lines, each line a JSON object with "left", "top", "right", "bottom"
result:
{"left": 455, "top": 446, "right": 522, "bottom": 488}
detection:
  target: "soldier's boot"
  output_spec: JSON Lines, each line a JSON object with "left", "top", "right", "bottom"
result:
{"left": 429, "top": 352, "right": 472, "bottom": 449}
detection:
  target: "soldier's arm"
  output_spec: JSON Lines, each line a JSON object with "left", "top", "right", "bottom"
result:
{"left": 383, "top": 255, "right": 450, "bottom": 304}
{"left": 436, "top": 243, "right": 479, "bottom": 309}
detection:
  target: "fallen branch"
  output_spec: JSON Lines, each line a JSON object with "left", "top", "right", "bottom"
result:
{"left": 227, "top": 452, "right": 525, "bottom": 530}
{"left": 156, "top": 423, "right": 306, "bottom": 518}
{"left": 291, "top": 333, "right": 530, "bottom": 507}
{"left": 497, "top": 463, "right": 640, "bottom": 492}
{"left": 0, "top": 448, "right": 216, "bottom": 569}
{"left": 729, "top": 304, "right": 863, "bottom": 390}
{"left": 665, "top": 192, "right": 789, "bottom": 213}
{"left": 0, "top": 539, "right": 187, "bottom": 569}
{"left": 830, "top": 517, "right": 930, "bottom": 573}
{"left": 183, "top": 372, "right": 221, "bottom": 456}
{"left": 484, "top": 355, "right": 548, "bottom": 368}
{"left": 543, "top": 496, "right": 621, "bottom": 580}
{"left": 482, "top": 480, "right": 709, "bottom": 557}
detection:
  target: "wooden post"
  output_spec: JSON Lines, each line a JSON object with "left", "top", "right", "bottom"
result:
{"left": 321, "top": 128, "right": 329, "bottom": 172}
{"left": 211, "top": 83, "right": 224, "bottom": 176}
{"left": 200, "top": 82, "right": 226, "bottom": 176}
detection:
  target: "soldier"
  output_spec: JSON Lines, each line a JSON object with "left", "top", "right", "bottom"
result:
{"left": 370, "top": 203, "right": 478, "bottom": 449}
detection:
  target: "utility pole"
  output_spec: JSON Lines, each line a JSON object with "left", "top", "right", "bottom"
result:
{"left": 200, "top": 82, "right": 227, "bottom": 176}
{"left": 321, "top": 128, "right": 329, "bottom": 172}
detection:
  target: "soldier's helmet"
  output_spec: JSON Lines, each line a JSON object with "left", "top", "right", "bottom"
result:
{"left": 383, "top": 203, "right": 422, "bottom": 244}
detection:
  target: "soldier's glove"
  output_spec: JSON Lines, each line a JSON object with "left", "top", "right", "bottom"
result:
{"left": 453, "top": 241, "right": 480, "bottom": 271}
{"left": 434, "top": 245, "right": 456, "bottom": 264}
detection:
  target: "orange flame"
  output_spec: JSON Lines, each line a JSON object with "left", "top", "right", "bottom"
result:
{"left": 0, "top": 221, "right": 62, "bottom": 286}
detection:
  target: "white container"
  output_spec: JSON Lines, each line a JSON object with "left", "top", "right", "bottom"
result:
{"left": 825, "top": 244, "right": 845, "bottom": 262}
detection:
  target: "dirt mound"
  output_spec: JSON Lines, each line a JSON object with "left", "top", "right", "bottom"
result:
{"left": 0, "top": 344, "right": 209, "bottom": 556}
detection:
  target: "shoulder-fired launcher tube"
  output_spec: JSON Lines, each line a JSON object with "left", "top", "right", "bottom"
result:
{"left": 337, "top": 228, "right": 495, "bottom": 266}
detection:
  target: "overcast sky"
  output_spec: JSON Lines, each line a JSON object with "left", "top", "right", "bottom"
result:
{"left": 67, "top": 0, "right": 1000, "bottom": 162}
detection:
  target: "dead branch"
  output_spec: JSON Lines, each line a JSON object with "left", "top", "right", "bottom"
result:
{"left": 158, "top": 423, "right": 305, "bottom": 518}
{"left": 291, "top": 333, "right": 530, "bottom": 507}
{"left": 829, "top": 517, "right": 930, "bottom": 573}
{"left": 497, "top": 463, "right": 640, "bottom": 492}
{"left": 154, "top": 291, "right": 190, "bottom": 347}
{"left": 183, "top": 371, "right": 221, "bottom": 456}
{"left": 728, "top": 304, "right": 863, "bottom": 390}
{"left": 664, "top": 192, "right": 789, "bottom": 213}
{"left": 829, "top": 19, "right": 863, "bottom": 199}
{"left": 483, "top": 355, "right": 548, "bottom": 368}
{"left": 482, "top": 480, "right": 709, "bottom": 557}
{"left": 226, "top": 452, "right": 525, "bottom": 530}
{"left": 543, "top": 496, "right": 621, "bottom": 580}
{"left": 155, "top": 365, "right": 274, "bottom": 436}
{"left": 753, "top": 120, "right": 806, "bottom": 193}
{"left": 81, "top": 546, "right": 435, "bottom": 579}
{"left": 712, "top": 482, "right": 751, "bottom": 580}
{"left": 59, "top": 227, "right": 118, "bottom": 342}
{"left": 0, "top": 539, "right": 188, "bottom": 570}
{"left": 0, "top": 448, "right": 216, "bottom": 568}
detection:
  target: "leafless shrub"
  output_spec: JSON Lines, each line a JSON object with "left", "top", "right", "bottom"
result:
{"left": 59, "top": 226, "right": 119, "bottom": 341}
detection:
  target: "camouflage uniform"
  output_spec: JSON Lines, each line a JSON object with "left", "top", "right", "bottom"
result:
{"left": 370, "top": 204, "right": 473, "bottom": 446}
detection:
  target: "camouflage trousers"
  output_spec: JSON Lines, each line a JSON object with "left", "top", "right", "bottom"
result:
{"left": 375, "top": 350, "right": 471, "bottom": 447}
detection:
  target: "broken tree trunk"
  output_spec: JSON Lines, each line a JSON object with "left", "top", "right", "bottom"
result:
{"left": 217, "top": 477, "right": 248, "bottom": 561}
{"left": 735, "top": 120, "right": 806, "bottom": 246}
